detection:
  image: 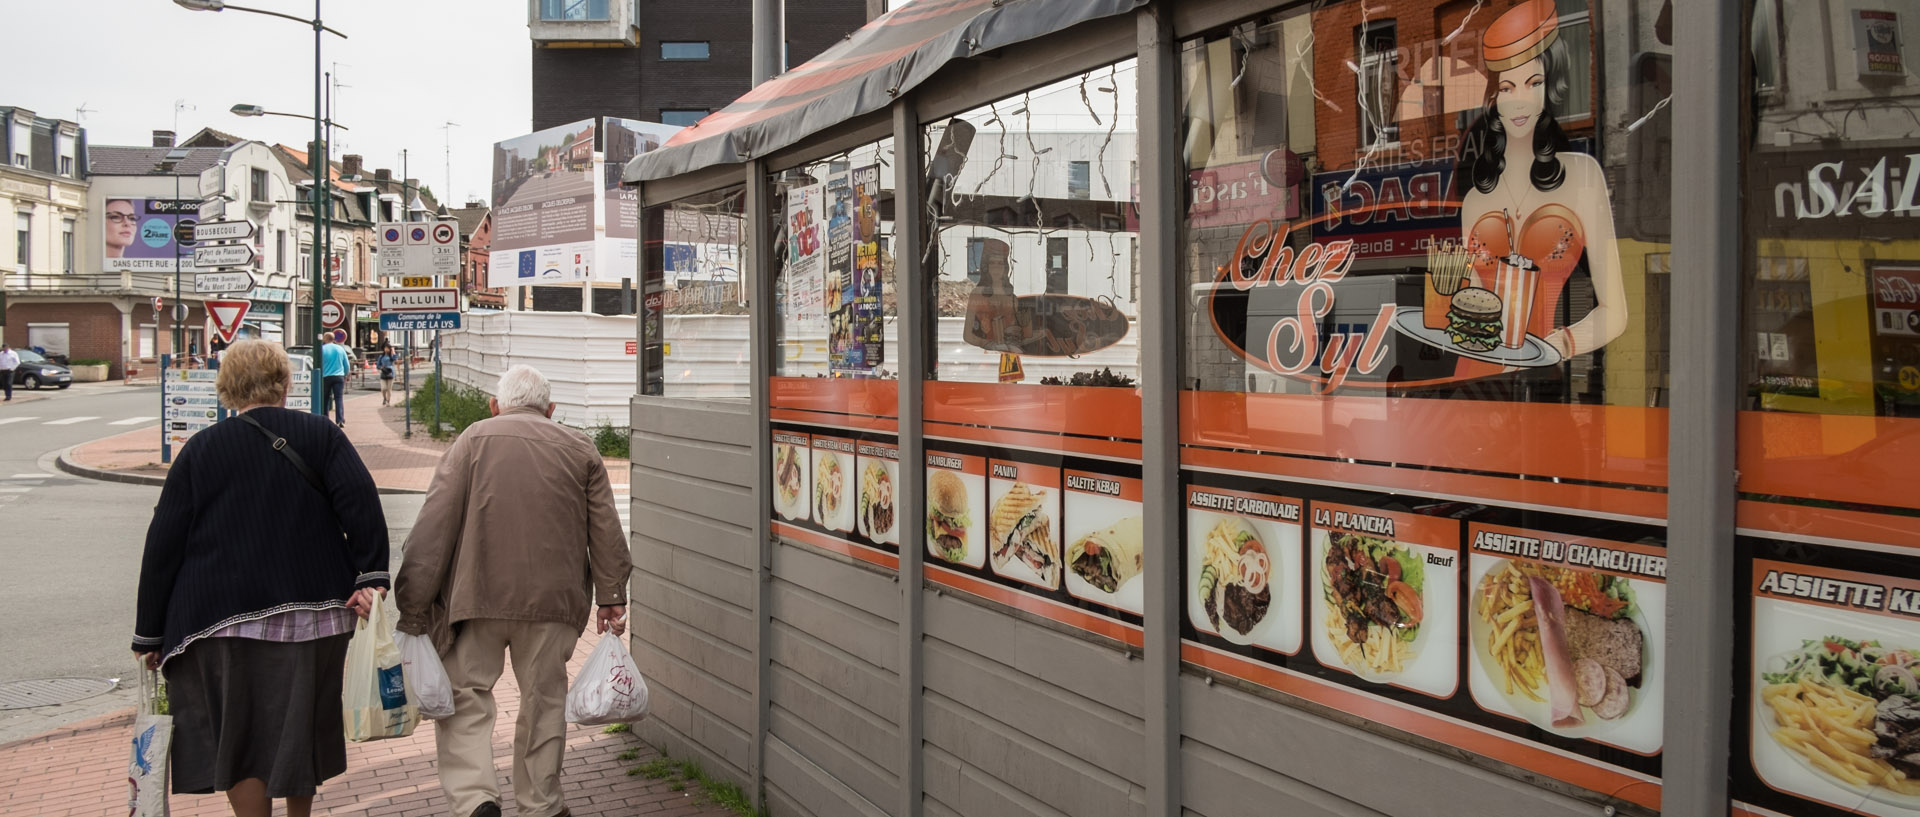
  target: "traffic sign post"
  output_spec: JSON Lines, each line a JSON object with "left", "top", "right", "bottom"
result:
{"left": 379, "top": 312, "right": 461, "bottom": 331}
{"left": 192, "top": 220, "right": 255, "bottom": 242}
{"left": 192, "top": 244, "right": 255, "bottom": 268}
{"left": 193, "top": 271, "right": 256, "bottom": 295}
{"left": 376, "top": 219, "right": 463, "bottom": 282}
{"left": 319, "top": 299, "right": 346, "bottom": 330}
{"left": 206, "top": 299, "right": 251, "bottom": 344}
{"left": 378, "top": 287, "right": 459, "bottom": 312}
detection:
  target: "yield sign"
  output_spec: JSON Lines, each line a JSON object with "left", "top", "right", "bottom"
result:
{"left": 207, "top": 299, "right": 251, "bottom": 344}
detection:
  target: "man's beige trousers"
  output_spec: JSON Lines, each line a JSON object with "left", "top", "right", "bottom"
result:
{"left": 438, "top": 619, "right": 579, "bottom": 817}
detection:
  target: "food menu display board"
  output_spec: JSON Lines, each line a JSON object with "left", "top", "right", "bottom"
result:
{"left": 1308, "top": 502, "right": 1460, "bottom": 699}
{"left": 923, "top": 442, "right": 1144, "bottom": 638}
{"left": 770, "top": 425, "right": 899, "bottom": 568}
{"left": 1466, "top": 524, "right": 1665, "bottom": 755}
{"left": 1181, "top": 473, "right": 1666, "bottom": 809}
{"left": 1736, "top": 537, "right": 1920, "bottom": 817}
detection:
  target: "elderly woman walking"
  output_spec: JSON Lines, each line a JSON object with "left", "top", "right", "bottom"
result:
{"left": 131, "top": 340, "right": 391, "bottom": 817}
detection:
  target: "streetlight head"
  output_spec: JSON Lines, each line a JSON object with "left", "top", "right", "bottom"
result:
{"left": 230, "top": 104, "right": 265, "bottom": 117}
{"left": 173, "top": 0, "right": 225, "bottom": 10}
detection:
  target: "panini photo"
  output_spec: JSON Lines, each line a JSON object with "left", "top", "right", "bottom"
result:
{"left": 990, "top": 483, "right": 1059, "bottom": 588}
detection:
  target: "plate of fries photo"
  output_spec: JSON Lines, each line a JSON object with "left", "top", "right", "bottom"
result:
{"left": 1466, "top": 557, "right": 1664, "bottom": 752}
{"left": 1753, "top": 626, "right": 1920, "bottom": 814}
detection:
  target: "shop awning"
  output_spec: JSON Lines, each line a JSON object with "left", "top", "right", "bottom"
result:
{"left": 623, "top": 0, "right": 1145, "bottom": 183}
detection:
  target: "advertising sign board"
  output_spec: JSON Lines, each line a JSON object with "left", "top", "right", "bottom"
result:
{"left": 488, "top": 119, "right": 598, "bottom": 286}
{"left": 104, "top": 198, "right": 201, "bottom": 272}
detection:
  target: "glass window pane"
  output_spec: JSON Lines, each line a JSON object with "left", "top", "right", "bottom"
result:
{"left": 660, "top": 109, "right": 707, "bottom": 127}
{"left": 771, "top": 139, "right": 896, "bottom": 379}
{"left": 924, "top": 61, "right": 1141, "bottom": 385}
{"left": 641, "top": 185, "right": 747, "bottom": 398}
{"left": 1176, "top": 2, "right": 1670, "bottom": 806}
{"left": 661, "top": 41, "right": 710, "bottom": 60}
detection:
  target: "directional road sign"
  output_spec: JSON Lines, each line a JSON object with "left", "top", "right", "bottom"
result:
{"left": 192, "top": 220, "right": 255, "bottom": 242}
{"left": 206, "top": 299, "right": 251, "bottom": 344}
{"left": 198, "top": 165, "right": 224, "bottom": 198}
{"left": 193, "top": 271, "right": 256, "bottom": 295}
{"left": 378, "top": 287, "right": 459, "bottom": 312}
{"left": 379, "top": 311, "right": 462, "bottom": 331}
{"left": 319, "top": 299, "right": 347, "bottom": 329}
{"left": 192, "top": 243, "right": 255, "bottom": 268}
{"left": 199, "top": 198, "right": 226, "bottom": 221}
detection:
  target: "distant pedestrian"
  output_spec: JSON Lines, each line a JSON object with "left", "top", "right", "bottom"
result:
{"left": 320, "top": 331, "right": 349, "bottom": 427}
{"left": 131, "top": 340, "right": 391, "bottom": 817}
{"left": 0, "top": 343, "right": 16, "bottom": 401}
{"left": 376, "top": 346, "right": 396, "bottom": 406}
{"left": 395, "top": 365, "right": 631, "bottom": 817}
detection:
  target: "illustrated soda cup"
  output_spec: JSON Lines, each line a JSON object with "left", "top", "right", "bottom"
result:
{"left": 1492, "top": 254, "right": 1539, "bottom": 349}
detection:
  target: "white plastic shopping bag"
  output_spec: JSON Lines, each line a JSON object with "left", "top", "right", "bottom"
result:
{"left": 565, "top": 633, "right": 649, "bottom": 725}
{"left": 127, "top": 668, "right": 172, "bottom": 817}
{"left": 342, "top": 601, "right": 421, "bottom": 741}
{"left": 393, "top": 632, "right": 454, "bottom": 720}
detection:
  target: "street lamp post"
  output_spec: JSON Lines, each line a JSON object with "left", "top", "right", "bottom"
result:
{"left": 176, "top": 0, "right": 344, "bottom": 412}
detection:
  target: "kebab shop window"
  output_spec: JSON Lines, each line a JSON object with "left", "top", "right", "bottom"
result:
{"left": 913, "top": 64, "right": 1152, "bottom": 646}
{"left": 770, "top": 138, "right": 896, "bottom": 380}
{"left": 642, "top": 184, "right": 749, "bottom": 398}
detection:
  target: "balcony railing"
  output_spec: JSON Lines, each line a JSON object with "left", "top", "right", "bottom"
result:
{"left": 4, "top": 271, "right": 187, "bottom": 298}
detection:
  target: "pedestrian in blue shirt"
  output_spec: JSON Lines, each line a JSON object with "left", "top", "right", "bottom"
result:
{"left": 376, "top": 346, "right": 396, "bottom": 407}
{"left": 320, "top": 331, "right": 350, "bottom": 427}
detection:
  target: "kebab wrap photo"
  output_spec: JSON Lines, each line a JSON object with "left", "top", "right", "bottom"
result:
{"left": 1067, "top": 516, "right": 1144, "bottom": 594}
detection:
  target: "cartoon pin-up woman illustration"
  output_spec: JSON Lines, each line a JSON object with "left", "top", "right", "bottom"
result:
{"left": 1449, "top": 0, "right": 1628, "bottom": 364}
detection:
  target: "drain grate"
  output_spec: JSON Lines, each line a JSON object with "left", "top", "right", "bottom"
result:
{"left": 0, "top": 677, "right": 119, "bottom": 710}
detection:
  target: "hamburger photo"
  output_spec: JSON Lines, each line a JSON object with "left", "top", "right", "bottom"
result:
{"left": 927, "top": 470, "right": 971, "bottom": 562}
{"left": 1446, "top": 287, "right": 1504, "bottom": 353}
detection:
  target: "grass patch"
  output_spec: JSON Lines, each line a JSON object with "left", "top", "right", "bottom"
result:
{"left": 587, "top": 419, "right": 630, "bottom": 459}
{"left": 624, "top": 750, "right": 762, "bottom": 817}
{"left": 406, "top": 374, "right": 491, "bottom": 440}
{"left": 601, "top": 723, "right": 631, "bottom": 735}
{"left": 616, "top": 749, "right": 639, "bottom": 761}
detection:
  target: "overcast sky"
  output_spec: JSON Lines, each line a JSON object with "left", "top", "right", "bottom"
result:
{"left": 3, "top": 0, "right": 532, "bottom": 207}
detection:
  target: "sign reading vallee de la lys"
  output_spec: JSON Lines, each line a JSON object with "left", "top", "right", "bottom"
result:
{"left": 378, "top": 287, "right": 459, "bottom": 312}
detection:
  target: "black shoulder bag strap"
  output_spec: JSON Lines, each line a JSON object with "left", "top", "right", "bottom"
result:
{"left": 235, "top": 412, "right": 327, "bottom": 495}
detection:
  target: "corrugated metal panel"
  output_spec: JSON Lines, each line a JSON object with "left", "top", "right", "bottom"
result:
{"left": 630, "top": 397, "right": 759, "bottom": 783}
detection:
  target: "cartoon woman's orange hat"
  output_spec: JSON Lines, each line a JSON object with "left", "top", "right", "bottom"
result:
{"left": 1483, "top": 0, "right": 1559, "bottom": 72}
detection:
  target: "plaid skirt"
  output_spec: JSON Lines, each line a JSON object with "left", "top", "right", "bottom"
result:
{"left": 162, "top": 633, "right": 353, "bottom": 797}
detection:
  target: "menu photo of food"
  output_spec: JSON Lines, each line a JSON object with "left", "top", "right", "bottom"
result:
{"left": 1307, "top": 503, "right": 1459, "bottom": 697}
{"left": 1464, "top": 524, "right": 1666, "bottom": 754}
{"left": 811, "top": 436, "right": 855, "bottom": 533}
{"left": 926, "top": 451, "right": 986, "bottom": 569}
{"left": 1062, "top": 470, "right": 1145, "bottom": 615}
{"left": 855, "top": 443, "right": 899, "bottom": 546}
{"left": 987, "top": 459, "right": 1063, "bottom": 591}
{"left": 1184, "top": 486, "right": 1304, "bottom": 655}
{"left": 1749, "top": 558, "right": 1920, "bottom": 816}
{"left": 772, "top": 431, "right": 811, "bottom": 522}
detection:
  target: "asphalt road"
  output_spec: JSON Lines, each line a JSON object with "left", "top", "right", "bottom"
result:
{"left": 0, "top": 383, "right": 420, "bottom": 744}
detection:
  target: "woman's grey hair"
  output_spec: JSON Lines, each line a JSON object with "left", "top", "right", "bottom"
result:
{"left": 496, "top": 365, "right": 552, "bottom": 410}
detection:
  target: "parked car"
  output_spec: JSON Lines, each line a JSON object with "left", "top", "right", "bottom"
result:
{"left": 11, "top": 349, "right": 73, "bottom": 389}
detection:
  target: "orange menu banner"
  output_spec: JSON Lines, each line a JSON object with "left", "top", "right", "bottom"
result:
{"left": 990, "top": 458, "right": 1059, "bottom": 489}
{"left": 1063, "top": 469, "right": 1142, "bottom": 502}
{"left": 1309, "top": 500, "right": 1458, "bottom": 549}
{"left": 1468, "top": 522, "right": 1668, "bottom": 583}
{"left": 1751, "top": 558, "right": 1920, "bottom": 622}
{"left": 1185, "top": 484, "right": 1303, "bottom": 522}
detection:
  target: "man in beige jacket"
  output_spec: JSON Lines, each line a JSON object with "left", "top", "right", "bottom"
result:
{"left": 395, "top": 365, "right": 631, "bottom": 817}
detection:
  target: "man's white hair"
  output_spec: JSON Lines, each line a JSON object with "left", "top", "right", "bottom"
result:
{"left": 496, "top": 365, "right": 552, "bottom": 410}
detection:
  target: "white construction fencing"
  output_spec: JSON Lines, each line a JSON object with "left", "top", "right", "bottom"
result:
{"left": 439, "top": 311, "right": 639, "bottom": 429}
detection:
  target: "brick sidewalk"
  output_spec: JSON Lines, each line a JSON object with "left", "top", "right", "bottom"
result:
{"left": 0, "top": 635, "right": 729, "bottom": 817}
{"left": 65, "top": 391, "right": 630, "bottom": 493}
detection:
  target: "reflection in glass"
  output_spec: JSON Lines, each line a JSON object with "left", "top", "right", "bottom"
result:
{"left": 923, "top": 61, "right": 1142, "bottom": 385}
{"left": 643, "top": 185, "right": 748, "bottom": 398}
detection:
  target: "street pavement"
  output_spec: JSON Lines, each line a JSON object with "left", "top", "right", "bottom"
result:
{"left": 0, "top": 381, "right": 704, "bottom": 817}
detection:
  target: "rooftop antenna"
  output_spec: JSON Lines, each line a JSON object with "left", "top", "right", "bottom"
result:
{"left": 74, "top": 102, "right": 95, "bottom": 123}
{"left": 330, "top": 63, "right": 352, "bottom": 153}
{"left": 172, "top": 99, "right": 196, "bottom": 134}
{"left": 441, "top": 121, "right": 460, "bottom": 201}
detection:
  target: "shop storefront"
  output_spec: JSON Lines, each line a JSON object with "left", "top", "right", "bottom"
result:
{"left": 619, "top": 1, "right": 1919, "bottom": 815}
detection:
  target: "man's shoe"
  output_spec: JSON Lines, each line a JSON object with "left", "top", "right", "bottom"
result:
{"left": 467, "top": 803, "right": 502, "bottom": 817}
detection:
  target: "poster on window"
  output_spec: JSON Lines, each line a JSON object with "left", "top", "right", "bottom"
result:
{"left": 825, "top": 171, "right": 858, "bottom": 376}
{"left": 852, "top": 164, "right": 884, "bottom": 375}
{"left": 1737, "top": 537, "right": 1920, "bottom": 817}
{"left": 783, "top": 182, "right": 828, "bottom": 340}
